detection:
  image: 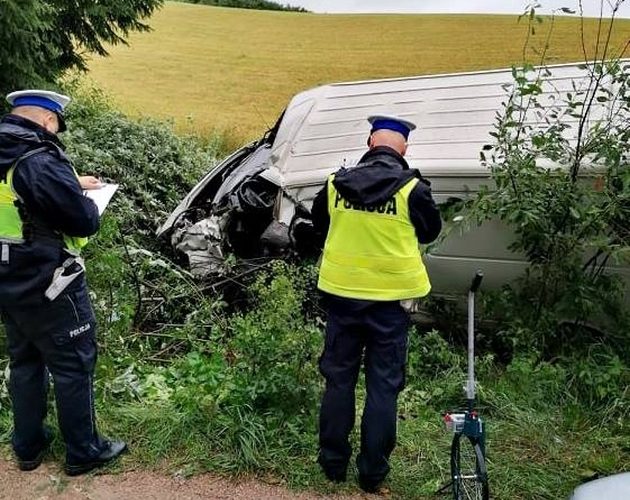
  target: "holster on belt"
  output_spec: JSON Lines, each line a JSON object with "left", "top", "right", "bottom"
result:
{"left": 44, "top": 254, "right": 85, "bottom": 301}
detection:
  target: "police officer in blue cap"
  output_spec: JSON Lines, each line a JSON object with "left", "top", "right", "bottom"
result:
{"left": 311, "top": 114, "right": 442, "bottom": 492}
{"left": 0, "top": 90, "right": 126, "bottom": 474}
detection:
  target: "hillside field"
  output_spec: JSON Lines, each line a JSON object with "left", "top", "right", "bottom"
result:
{"left": 87, "top": 1, "right": 630, "bottom": 142}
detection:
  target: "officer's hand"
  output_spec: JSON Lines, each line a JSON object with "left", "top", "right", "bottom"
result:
{"left": 79, "top": 176, "right": 103, "bottom": 190}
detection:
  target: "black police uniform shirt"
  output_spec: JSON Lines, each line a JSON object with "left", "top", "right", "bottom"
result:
{"left": 0, "top": 114, "right": 99, "bottom": 306}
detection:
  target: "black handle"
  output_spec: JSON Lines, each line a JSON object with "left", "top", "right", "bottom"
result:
{"left": 470, "top": 270, "right": 484, "bottom": 293}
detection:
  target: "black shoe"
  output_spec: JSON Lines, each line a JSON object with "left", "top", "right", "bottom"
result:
{"left": 318, "top": 455, "right": 347, "bottom": 483}
{"left": 358, "top": 476, "right": 382, "bottom": 494}
{"left": 16, "top": 429, "right": 53, "bottom": 472}
{"left": 323, "top": 468, "right": 347, "bottom": 483}
{"left": 64, "top": 440, "right": 127, "bottom": 476}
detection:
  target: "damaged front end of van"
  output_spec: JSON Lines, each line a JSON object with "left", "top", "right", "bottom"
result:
{"left": 157, "top": 110, "right": 323, "bottom": 280}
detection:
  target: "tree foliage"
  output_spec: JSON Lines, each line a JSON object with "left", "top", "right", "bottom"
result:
{"left": 175, "top": 0, "right": 307, "bottom": 12}
{"left": 0, "top": 0, "right": 163, "bottom": 97}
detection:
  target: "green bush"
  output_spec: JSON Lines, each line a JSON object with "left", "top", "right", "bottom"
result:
{"left": 162, "top": 262, "right": 320, "bottom": 415}
{"left": 108, "top": 261, "right": 322, "bottom": 471}
{"left": 468, "top": 54, "right": 630, "bottom": 358}
{"left": 225, "top": 263, "right": 321, "bottom": 413}
{"left": 64, "top": 82, "right": 222, "bottom": 239}
{"left": 61, "top": 82, "right": 228, "bottom": 362}
{"left": 565, "top": 346, "right": 629, "bottom": 406}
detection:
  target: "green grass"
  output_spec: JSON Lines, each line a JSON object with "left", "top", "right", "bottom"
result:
{"left": 4, "top": 366, "right": 623, "bottom": 499}
{"left": 86, "top": 2, "right": 630, "bottom": 144}
{"left": 1, "top": 393, "right": 626, "bottom": 499}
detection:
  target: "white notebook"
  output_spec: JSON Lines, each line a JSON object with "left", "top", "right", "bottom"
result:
{"left": 84, "top": 183, "right": 119, "bottom": 215}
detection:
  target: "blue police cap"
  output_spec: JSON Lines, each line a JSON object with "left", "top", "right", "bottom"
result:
{"left": 6, "top": 90, "right": 71, "bottom": 132}
{"left": 368, "top": 114, "right": 417, "bottom": 140}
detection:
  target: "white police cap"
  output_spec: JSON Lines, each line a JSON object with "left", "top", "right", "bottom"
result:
{"left": 6, "top": 90, "right": 71, "bottom": 132}
{"left": 368, "top": 114, "right": 417, "bottom": 139}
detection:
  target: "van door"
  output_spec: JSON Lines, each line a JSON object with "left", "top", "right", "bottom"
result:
{"left": 424, "top": 173, "right": 528, "bottom": 296}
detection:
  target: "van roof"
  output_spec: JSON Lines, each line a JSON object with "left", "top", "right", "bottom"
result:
{"left": 262, "top": 60, "right": 628, "bottom": 188}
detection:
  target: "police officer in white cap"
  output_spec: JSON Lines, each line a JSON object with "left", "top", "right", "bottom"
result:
{"left": 0, "top": 90, "right": 126, "bottom": 474}
{"left": 311, "top": 114, "right": 442, "bottom": 492}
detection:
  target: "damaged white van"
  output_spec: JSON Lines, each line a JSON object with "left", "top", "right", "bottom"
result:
{"left": 157, "top": 61, "right": 629, "bottom": 302}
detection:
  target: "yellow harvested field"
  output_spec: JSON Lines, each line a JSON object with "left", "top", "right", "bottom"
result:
{"left": 87, "top": 1, "right": 630, "bottom": 142}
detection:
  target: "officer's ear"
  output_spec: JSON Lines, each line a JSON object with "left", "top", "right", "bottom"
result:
{"left": 42, "top": 111, "right": 59, "bottom": 135}
{"left": 401, "top": 142, "right": 408, "bottom": 156}
{"left": 367, "top": 134, "right": 374, "bottom": 149}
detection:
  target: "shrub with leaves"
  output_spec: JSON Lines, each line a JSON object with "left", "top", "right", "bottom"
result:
{"left": 61, "top": 82, "right": 226, "bottom": 363}
{"left": 225, "top": 262, "right": 321, "bottom": 413}
{"left": 470, "top": 28, "right": 630, "bottom": 358}
{"left": 163, "top": 262, "right": 321, "bottom": 415}
{"left": 64, "top": 82, "right": 220, "bottom": 239}
{"left": 120, "top": 261, "right": 322, "bottom": 471}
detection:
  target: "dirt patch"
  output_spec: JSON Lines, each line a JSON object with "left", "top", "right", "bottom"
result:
{"left": 0, "top": 459, "right": 376, "bottom": 500}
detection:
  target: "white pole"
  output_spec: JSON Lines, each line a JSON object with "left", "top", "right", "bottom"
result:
{"left": 467, "top": 289, "right": 475, "bottom": 401}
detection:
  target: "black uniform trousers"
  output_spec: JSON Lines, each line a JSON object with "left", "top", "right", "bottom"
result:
{"left": 318, "top": 296, "right": 409, "bottom": 484}
{"left": 0, "top": 284, "right": 105, "bottom": 464}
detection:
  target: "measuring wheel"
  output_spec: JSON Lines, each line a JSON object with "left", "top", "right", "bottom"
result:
{"left": 450, "top": 431, "right": 489, "bottom": 499}
{"left": 442, "top": 271, "right": 489, "bottom": 500}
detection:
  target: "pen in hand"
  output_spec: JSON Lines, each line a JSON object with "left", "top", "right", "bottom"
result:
{"left": 79, "top": 176, "right": 103, "bottom": 190}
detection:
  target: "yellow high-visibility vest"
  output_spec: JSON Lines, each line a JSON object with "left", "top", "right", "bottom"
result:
{"left": 317, "top": 174, "right": 431, "bottom": 301}
{"left": 0, "top": 151, "right": 88, "bottom": 253}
